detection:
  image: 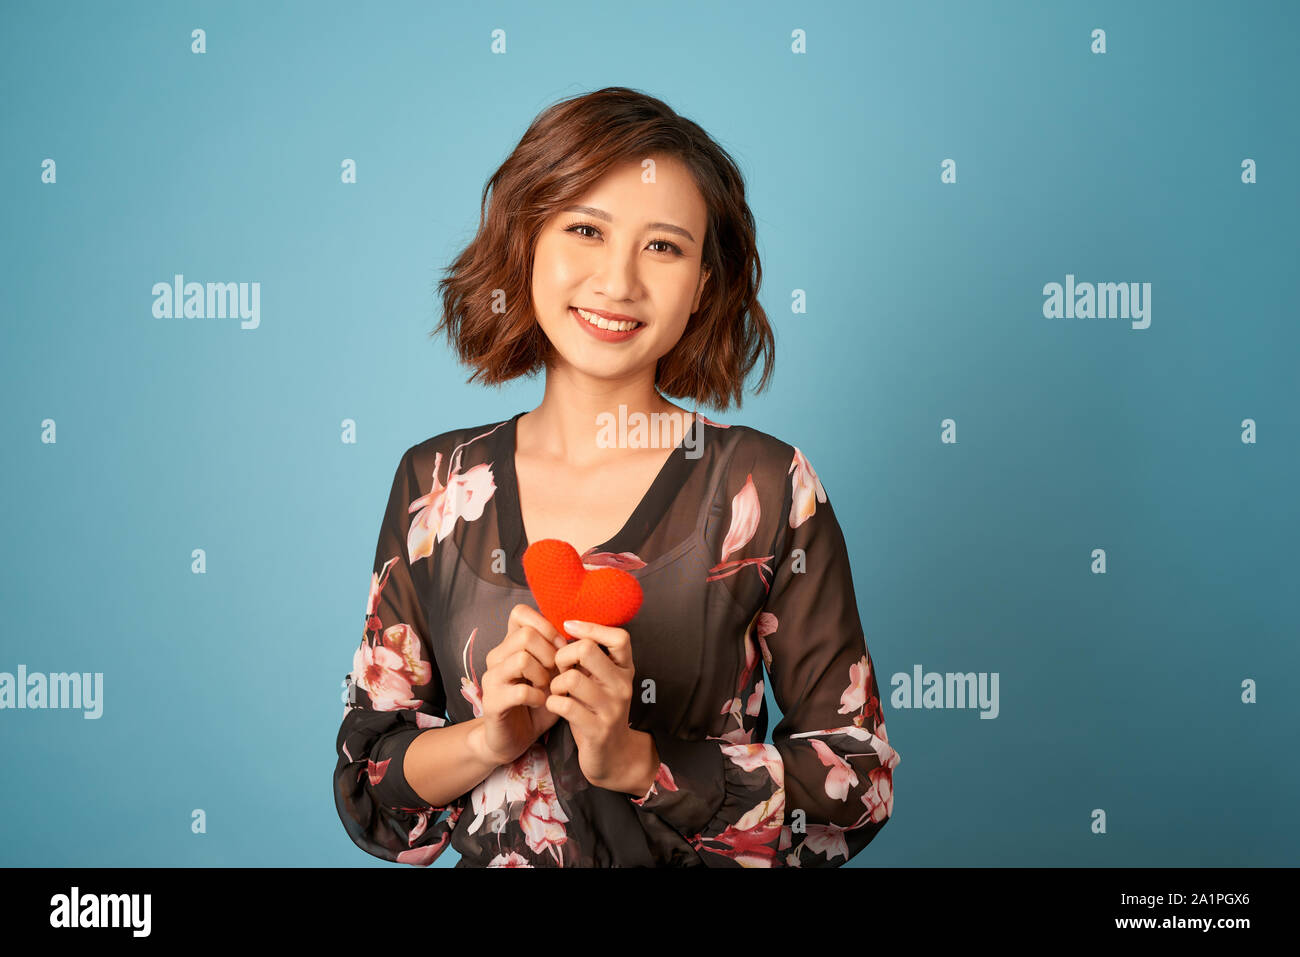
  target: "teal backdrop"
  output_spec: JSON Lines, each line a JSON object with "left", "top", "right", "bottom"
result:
{"left": 1, "top": 0, "right": 1296, "bottom": 866}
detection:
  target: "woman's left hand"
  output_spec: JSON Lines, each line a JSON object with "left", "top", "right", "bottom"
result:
{"left": 545, "top": 620, "right": 645, "bottom": 791}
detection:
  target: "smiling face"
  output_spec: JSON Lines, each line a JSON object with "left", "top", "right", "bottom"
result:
{"left": 530, "top": 154, "right": 711, "bottom": 384}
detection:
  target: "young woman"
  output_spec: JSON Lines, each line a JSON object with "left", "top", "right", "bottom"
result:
{"left": 333, "top": 87, "right": 900, "bottom": 867}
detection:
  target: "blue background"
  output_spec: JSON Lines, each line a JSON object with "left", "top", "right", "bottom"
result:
{"left": 1, "top": 0, "right": 1296, "bottom": 866}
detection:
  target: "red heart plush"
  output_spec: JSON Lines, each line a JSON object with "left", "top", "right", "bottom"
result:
{"left": 522, "top": 539, "right": 644, "bottom": 641}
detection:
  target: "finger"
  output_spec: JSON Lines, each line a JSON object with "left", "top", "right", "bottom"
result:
{"left": 553, "top": 638, "right": 593, "bottom": 677}
{"left": 483, "top": 637, "right": 542, "bottom": 689}
{"left": 509, "top": 603, "right": 563, "bottom": 646}
{"left": 545, "top": 692, "right": 580, "bottom": 723}
{"left": 546, "top": 691, "right": 596, "bottom": 733}
{"left": 482, "top": 661, "right": 546, "bottom": 709}
{"left": 485, "top": 625, "right": 529, "bottom": 670}
{"left": 555, "top": 638, "right": 624, "bottom": 691}
{"left": 519, "top": 630, "right": 561, "bottom": 671}
{"left": 505, "top": 682, "right": 547, "bottom": 710}
{"left": 488, "top": 623, "right": 558, "bottom": 672}
{"left": 561, "top": 620, "right": 633, "bottom": 670}
{"left": 550, "top": 668, "right": 604, "bottom": 714}
{"left": 502, "top": 648, "right": 552, "bottom": 691}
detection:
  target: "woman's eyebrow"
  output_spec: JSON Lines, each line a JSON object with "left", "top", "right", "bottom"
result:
{"left": 560, "top": 204, "right": 696, "bottom": 243}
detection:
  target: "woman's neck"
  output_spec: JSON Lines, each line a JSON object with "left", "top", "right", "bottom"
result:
{"left": 518, "top": 375, "right": 691, "bottom": 470}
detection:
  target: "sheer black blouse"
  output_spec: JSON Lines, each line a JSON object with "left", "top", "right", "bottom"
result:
{"left": 333, "top": 410, "right": 900, "bottom": 866}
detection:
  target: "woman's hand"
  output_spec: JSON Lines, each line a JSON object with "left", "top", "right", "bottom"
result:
{"left": 545, "top": 620, "right": 656, "bottom": 793}
{"left": 477, "top": 604, "right": 565, "bottom": 766}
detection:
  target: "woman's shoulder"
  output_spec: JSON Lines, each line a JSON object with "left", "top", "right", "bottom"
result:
{"left": 696, "top": 412, "right": 803, "bottom": 475}
{"left": 694, "top": 413, "right": 834, "bottom": 559}
{"left": 401, "top": 415, "right": 517, "bottom": 480}
{"left": 694, "top": 413, "right": 829, "bottom": 528}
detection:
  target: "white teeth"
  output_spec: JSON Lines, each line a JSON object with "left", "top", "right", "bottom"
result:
{"left": 575, "top": 307, "right": 641, "bottom": 332}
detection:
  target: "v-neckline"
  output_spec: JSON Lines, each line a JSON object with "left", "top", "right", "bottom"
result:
{"left": 494, "top": 409, "right": 700, "bottom": 587}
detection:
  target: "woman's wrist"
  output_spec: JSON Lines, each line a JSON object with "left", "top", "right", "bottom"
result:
{"left": 466, "top": 718, "right": 511, "bottom": 767}
{"left": 604, "top": 728, "right": 659, "bottom": 797}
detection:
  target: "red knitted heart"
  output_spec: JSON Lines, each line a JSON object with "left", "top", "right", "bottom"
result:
{"left": 522, "top": 539, "right": 644, "bottom": 641}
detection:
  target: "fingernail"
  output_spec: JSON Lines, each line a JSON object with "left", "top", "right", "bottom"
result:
{"left": 563, "top": 620, "right": 582, "bottom": 631}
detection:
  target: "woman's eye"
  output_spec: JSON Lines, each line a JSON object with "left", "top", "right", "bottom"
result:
{"left": 565, "top": 224, "right": 681, "bottom": 256}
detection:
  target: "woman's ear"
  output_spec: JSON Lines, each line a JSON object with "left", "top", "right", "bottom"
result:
{"left": 692, "top": 266, "right": 711, "bottom": 313}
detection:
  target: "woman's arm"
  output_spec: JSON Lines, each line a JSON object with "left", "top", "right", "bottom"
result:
{"left": 628, "top": 445, "right": 899, "bottom": 866}
{"left": 401, "top": 717, "right": 513, "bottom": 808}
{"left": 334, "top": 446, "right": 474, "bottom": 864}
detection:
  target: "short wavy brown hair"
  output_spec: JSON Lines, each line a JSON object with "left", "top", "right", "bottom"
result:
{"left": 432, "top": 87, "right": 774, "bottom": 411}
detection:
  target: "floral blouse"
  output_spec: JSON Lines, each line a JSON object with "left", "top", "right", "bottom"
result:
{"left": 333, "top": 410, "right": 900, "bottom": 867}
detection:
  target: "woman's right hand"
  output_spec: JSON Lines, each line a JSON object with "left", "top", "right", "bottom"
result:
{"left": 477, "top": 603, "right": 566, "bottom": 766}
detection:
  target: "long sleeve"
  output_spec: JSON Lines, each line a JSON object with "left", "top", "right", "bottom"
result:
{"left": 333, "top": 446, "right": 464, "bottom": 865}
{"left": 629, "top": 445, "right": 900, "bottom": 867}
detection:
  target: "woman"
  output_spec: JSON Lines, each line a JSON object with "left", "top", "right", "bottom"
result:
{"left": 333, "top": 87, "right": 900, "bottom": 867}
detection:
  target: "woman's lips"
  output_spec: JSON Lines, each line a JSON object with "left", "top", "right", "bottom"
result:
{"left": 570, "top": 306, "right": 645, "bottom": 343}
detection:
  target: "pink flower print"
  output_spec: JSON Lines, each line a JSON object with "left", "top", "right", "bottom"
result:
{"left": 742, "top": 617, "right": 758, "bottom": 671}
{"left": 707, "top": 473, "right": 774, "bottom": 590}
{"left": 365, "top": 569, "right": 383, "bottom": 619}
{"left": 789, "top": 446, "right": 826, "bottom": 528}
{"left": 407, "top": 451, "right": 497, "bottom": 564}
{"left": 488, "top": 851, "right": 533, "bottom": 867}
{"left": 808, "top": 739, "right": 859, "bottom": 801}
{"left": 467, "top": 742, "right": 570, "bottom": 864}
{"left": 838, "top": 655, "right": 871, "bottom": 716}
{"left": 466, "top": 761, "right": 529, "bottom": 836}
{"left": 364, "top": 757, "right": 391, "bottom": 788}
{"left": 392, "top": 801, "right": 457, "bottom": 843}
{"left": 789, "top": 722, "right": 900, "bottom": 803}
{"left": 720, "top": 742, "right": 785, "bottom": 790}
{"left": 405, "top": 808, "right": 430, "bottom": 843}
{"left": 860, "top": 765, "right": 894, "bottom": 823}
{"left": 803, "top": 823, "right": 850, "bottom": 863}
{"left": 514, "top": 744, "right": 569, "bottom": 863}
{"left": 719, "top": 726, "right": 755, "bottom": 745}
{"left": 872, "top": 732, "right": 901, "bottom": 771}
{"left": 460, "top": 628, "right": 484, "bottom": 718}
{"left": 579, "top": 549, "right": 647, "bottom": 572}
{"left": 353, "top": 639, "right": 421, "bottom": 711}
{"left": 381, "top": 623, "right": 432, "bottom": 689}
{"left": 855, "top": 692, "right": 881, "bottom": 728}
{"left": 631, "top": 761, "right": 679, "bottom": 805}
{"left": 719, "top": 474, "right": 760, "bottom": 563}
{"left": 395, "top": 843, "right": 442, "bottom": 866}
{"left": 511, "top": 740, "right": 553, "bottom": 791}
{"left": 755, "top": 611, "right": 777, "bottom": 667}
{"left": 364, "top": 555, "right": 402, "bottom": 632}
{"left": 735, "top": 622, "right": 764, "bottom": 716}
{"left": 394, "top": 805, "right": 462, "bottom": 866}
{"left": 460, "top": 676, "right": 483, "bottom": 718}
{"left": 520, "top": 788, "right": 569, "bottom": 865}
{"left": 696, "top": 789, "right": 784, "bottom": 867}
